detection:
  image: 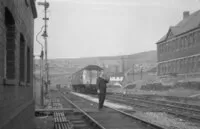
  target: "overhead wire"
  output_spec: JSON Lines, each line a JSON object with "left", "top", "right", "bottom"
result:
{"left": 36, "top": 25, "right": 45, "bottom": 50}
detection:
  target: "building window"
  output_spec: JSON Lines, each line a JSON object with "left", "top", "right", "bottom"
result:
{"left": 159, "top": 64, "right": 161, "bottom": 75}
{"left": 176, "top": 60, "right": 179, "bottom": 73}
{"left": 181, "top": 38, "right": 185, "bottom": 49}
{"left": 163, "top": 43, "right": 166, "bottom": 53}
{"left": 158, "top": 64, "right": 161, "bottom": 75}
{"left": 171, "top": 42, "right": 173, "bottom": 52}
{"left": 168, "top": 42, "right": 171, "bottom": 52}
{"left": 184, "top": 37, "right": 188, "bottom": 48}
{"left": 159, "top": 64, "right": 162, "bottom": 75}
{"left": 162, "top": 63, "right": 164, "bottom": 75}
{"left": 158, "top": 44, "right": 161, "bottom": 54}
{"left": 191, "top": 33, "right": 194, "bottom": 46}
{"left": 180, "top": 59, "right": 183, "bottom": 74}
{"left": 171, "top": 40, "right": 174, "bottom": 52}
{"left": 165, "top": 43, "right": 168, "bottom": 53}
{"left": 166, "top": 62, "right": 169, "bottom": 74}
{"left": 195, "top": 56, "right": 198, "bottom": 72}
{"left": 173, "top": 61, "right": 176, "bottom": 73}
{"left": 19, "top": 34, "right": 25, "bottom": 82}
{"left": 161, "top": 44, "right": 164, "bottom": 53}
{"left": 197, "top": 56, "right": 200, "bottom": 72}
{"left": 176, "top": 39, "right": 180, "bottom": 51}
{"left": 177, "top": 39, "right": 180, "bottom": 51}
{"left": 5, "top": 8, "right": 16, "bottom": 81}
{"left": 187, "top": 35, "right": 191, "bottom": 47}
{"left": 184, "top": 58, "right": 188, "bottom": 73}
{"left": 191, "top": 57, "right": 195, "bottom": 73}
{"left": 159, "top": 45, "right": 161, "bottom": 54}
{"left": 161, "top": 63, "right": 164, "bottom": 75}
{"left": 188, "top": 57, "right": 192, "bottom": 73}
{"left": 175, "top": 39, "right": 178, "bottom": 51}
{"left": 183, "top": 59, "right": 186, "bottom": 73}
{"left": 27, "top": 47, "right": 30, "bottom": 83}
{"left": 197, "top": 31, "right": 200, "bottom": 44}
{"left": 163, "top": 63, "right": 166, "bottom": 74}
{"left": 157, "top": 64, "right": 159, "bottom": 75}
{"left": 180, "top": 38, "right": 183, "bottom": 50}
{"left": 194, "top": 32, "right": 197, "bottom": 44}
{"left": 174, "top": 40, "right": 177, "bottom": 52}
{"left": 170, "top": 61, "right": 173, "bottom": 73}
{"left": 168, "top": 62, "right": 170, "bottom": 74}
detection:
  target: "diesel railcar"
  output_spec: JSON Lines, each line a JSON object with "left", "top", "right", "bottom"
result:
{"left": 71, "top": 65, "right": 103, "bottom": 94}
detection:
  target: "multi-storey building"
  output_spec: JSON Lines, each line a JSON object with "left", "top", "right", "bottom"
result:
{"left": 156, "top": 10, "right": 200, "bottom": 79}
{"left": 0, "top": 0, "right": 37, "bottom": 129}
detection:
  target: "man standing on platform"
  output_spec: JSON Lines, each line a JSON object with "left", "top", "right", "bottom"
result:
{"left": 97, "top": 71, "right": 109, "bottom": 110}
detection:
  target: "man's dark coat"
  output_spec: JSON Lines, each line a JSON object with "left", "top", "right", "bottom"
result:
{"left": 97, "top": 77, "right": 109, "bottom": 94}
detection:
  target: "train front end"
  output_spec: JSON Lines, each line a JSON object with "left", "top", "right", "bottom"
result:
{"left": 82, "top": 69, "right": 100, "bottom": 94}
{"left": 71, "top": 65, "right": 103, "bottom": 94}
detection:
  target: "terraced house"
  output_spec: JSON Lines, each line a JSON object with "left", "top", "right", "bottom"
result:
{"left": 156, "top": 10, "right": 200, "bottom": 79}
{"left": 0, "top": 0, "right": 37, "bottom": 129}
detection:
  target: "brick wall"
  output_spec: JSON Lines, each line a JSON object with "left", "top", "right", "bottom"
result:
{"left": 0, "top": 0, "right": 36, "bottom": 129}
{"left": 158, "top": 44, "right": 200, "bottom": 62}
{"left": 157, "top": 28, "right": 200, "bottom": 77}
{"left": 157, "top": 29, "right": 200, "bottom": 62}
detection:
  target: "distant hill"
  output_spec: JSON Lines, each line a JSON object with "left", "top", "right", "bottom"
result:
{"left": 34, "top": 50, "right": 157, "bottom": 86}
{"left": 98, "top": 50, "right": 156, "bottom": 62}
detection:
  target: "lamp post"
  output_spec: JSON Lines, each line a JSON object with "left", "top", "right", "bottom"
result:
{"left": 132, "top": 64, "right": 134, "bottom": 81}
{"left": 121, "top": 56, "right": 125, "bottom": 74}
{"left": 38, "top": 0, "right": 50, "bottom": 96}
{"left": 139, "top": 64, "right": 143, "bottom": 80}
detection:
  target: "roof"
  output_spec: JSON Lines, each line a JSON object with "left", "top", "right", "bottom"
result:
{"left": 157, "top": 10, "right": 200, "bottom": 44}
{"left": 110, "top": 72, "right": 124, "bottom": 77}
{"left": 72, "top": 65, "right": 103, "bottom": 76}
{"left": 83, "top": 65, "right": 103, "bottom": 71}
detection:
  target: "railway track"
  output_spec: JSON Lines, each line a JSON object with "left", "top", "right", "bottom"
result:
{"left": 59, "top": 91, "right": 166, "bottom": 129}
{"left": 50, "top": 91, "right": 105, "bottom": 129}
{"left": 106, "top": 93, "right": 200, "bottom": 122}
{"left": 115, "top": 93, "right": 200, "bottom": 109}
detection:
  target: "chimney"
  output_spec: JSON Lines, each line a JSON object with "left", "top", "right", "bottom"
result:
{"left": 183, "top": 11, "right": 190, "bottom": 19}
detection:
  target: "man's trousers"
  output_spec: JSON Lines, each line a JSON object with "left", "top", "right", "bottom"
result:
{"left": 98, "top": 93, "right": 106, "bottom": 109}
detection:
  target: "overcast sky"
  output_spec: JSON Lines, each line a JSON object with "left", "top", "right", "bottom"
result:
{"left": 34, "top": 0, "right": 200, "bottom": 59}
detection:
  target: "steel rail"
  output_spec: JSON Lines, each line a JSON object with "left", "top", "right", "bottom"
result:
{"left": 110, "top": 94, "right": 200, "bottom": 114}
{"left": 59, "top": 92, "right": 106, "bottom": 129}
{"left": 115, "top": 93, "right": 200, "bottom": 108}
{"left": 114, "top": 93, "right": 200, "bottom": 110}
{"left": 106, "top": 95, "right": 200, "bottom": 122}
{"left": 62, "top": 91, "right": 166, "bottom": 129}
{"left": 107, "top": 106, "right": 166, "bottom": 129}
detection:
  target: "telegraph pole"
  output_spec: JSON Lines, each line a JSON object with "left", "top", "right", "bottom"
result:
{"left": 121, "top": 56, "right": 124, "bottom": 73}
{"left": 140, "top": 65, "right": 143, "bottom": 80}
{"left": 132, "top": 64, "right": 134, "bottom": 81}
{"left": 40, "top": 51, "right": 44, "bottom": 107}
{"left": 38, "top": 0, "right": 50, "bottom": 96}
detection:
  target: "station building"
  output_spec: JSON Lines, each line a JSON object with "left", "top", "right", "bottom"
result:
{"left": 0, "top": 0, "right": 37, "bottom": 129}
{"left": 156, "top": 10, "right": 200, "bottom": 79}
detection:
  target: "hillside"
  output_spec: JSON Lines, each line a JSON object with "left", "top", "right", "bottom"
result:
{"left": 34, "top": 50, "right": 157, "bottom": 86}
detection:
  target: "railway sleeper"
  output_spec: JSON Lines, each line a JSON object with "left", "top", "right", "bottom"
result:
{"left": 53, "top": 112, "right": 73, "bottom": 129}
{"left": 65, "top": 113, "right": 93, "bottom": 129}
{"left": 54, "top": 123, "right": 73, "bottom": 129}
